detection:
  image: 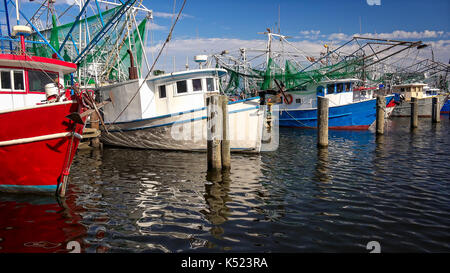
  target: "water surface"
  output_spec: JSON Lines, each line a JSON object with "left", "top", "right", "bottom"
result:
{"left": 1, "top": 117, "right": 449, "bottom": 252}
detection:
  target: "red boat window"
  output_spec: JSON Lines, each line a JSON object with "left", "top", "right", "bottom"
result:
{"left": 28, "top": 70, "right": 59, "bottom": 93}
{"left": 1, "top": 70, "right": 12, "bottom": 90}
{"left": 13, "top": 71, "right": 25, "bottom": 91}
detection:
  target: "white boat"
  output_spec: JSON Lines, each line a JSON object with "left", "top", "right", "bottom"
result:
{"left": 96, "top": 67, "right": 277, "bottom": 152}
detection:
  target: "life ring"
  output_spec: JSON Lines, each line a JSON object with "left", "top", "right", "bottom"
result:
{"left": 284, "top": 94, "right": 293, "bottom": 105}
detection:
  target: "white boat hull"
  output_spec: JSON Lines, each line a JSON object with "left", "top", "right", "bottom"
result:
{"left": 101, "top": 98, "right": 276, "bottom": 153}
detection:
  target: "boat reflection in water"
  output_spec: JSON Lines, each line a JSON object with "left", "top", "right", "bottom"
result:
{"left": 0, "top": 191, "right": 86, "bottom": 253}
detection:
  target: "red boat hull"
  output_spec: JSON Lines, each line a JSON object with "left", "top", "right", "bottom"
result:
{"left": 0, "top": 101, "right": 85, "bottom": 194}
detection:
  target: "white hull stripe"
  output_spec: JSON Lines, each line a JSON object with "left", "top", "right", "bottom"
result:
{"left": 0, "top": 132, "right": 82, "bottom": 147}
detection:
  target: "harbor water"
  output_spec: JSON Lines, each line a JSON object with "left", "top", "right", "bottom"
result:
{"left": 1, "top": 117, "right": 449, "bottom": 253}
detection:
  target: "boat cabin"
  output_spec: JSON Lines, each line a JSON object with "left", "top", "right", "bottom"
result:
{"left": 97, "top": 68, "right": 226, "bottom": 123}
{"left": 423, "top": 86, "right": 440, "bottom": 97}
{"left": 281, "top": 78, "right": 361, "bottom": 110}
{"left": 0, "top": 54, "right": 77, "bottom": 111}
{"left": 392, "top": 83, "right": 427, "bottom": 101}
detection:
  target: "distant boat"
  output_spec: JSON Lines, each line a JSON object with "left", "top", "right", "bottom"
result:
{"left": 440, "top": 95, "right": 449, "bottom": 114}
{"left": 96, "top": 64, "right": 275, "bottom": 152}
{"left": 391, "top": 83, "right": 446, "bottom": 117}
{"left": 276, "top": 78, "right": 380, "bottom": 129}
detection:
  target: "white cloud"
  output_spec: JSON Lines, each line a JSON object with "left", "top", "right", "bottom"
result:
{"left": 153, "top": 11, "right": 193, "bottom": 19}
{"left": 144, "top": 36, "right": 450, "bottom": 72}
{"left": 325, "top": 30, "right": 447, "bottom": 42}
{"left": 327, "top": 33, "right": 351, "bottom": 41}
{"left": 359, "top": 30, "right": 446, "bottom": 40}
{"left": 146, "top": 38, "right": 329, "bottom": 71}
{"left": 298, "top": 30, "right": 321, "bottom": 40}
{"left": 148, "top": 22, "right": 167, "bottom": 31}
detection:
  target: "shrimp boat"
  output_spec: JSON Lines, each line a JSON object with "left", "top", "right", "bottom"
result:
{"left": 96, "top": 56, "right": 275, "bottom": 152}
{"left": 0, "top": 3, "right": 90, "bottom": 195}
{"left": 212, "top": 32, "right": 426, "bottom": 129}
{"left": 277, "top": 79, "right": 377, "bottom": 129}
{"left": 391, "top": 83, "right": 446, "bottom": 117}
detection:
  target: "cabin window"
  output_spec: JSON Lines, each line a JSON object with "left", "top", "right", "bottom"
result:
{"left": 13, "top": 71, "right": 25, "bottom": 91}
{"left": 316, "top": 85, "right": 325, "bottom": 96}
{"left": 296, "top": 98, "right": 302, "bottom": 104}
{"left": 345, "top": 82, "right": 351, "bottom": 92}
{"left": 206, "top": 78, "right": 215, "bottom": 91}
{"left": 327, "top": 84, "right": 335, "bottom": 94}
{"left": 28, "top": 70, "right": 59, "bottom": 92}
{"left": 192, "top": 79, "right": 202, "bottom": 91}
{"left": 176, "top": 80, "right": 187, "bottom": 94}
{"left": 159, "top": 85, "right": 166, "bottom": 98}
{"left": 0, "top": 71, "right": 11, "bottom": 90}
{"left": 336, "top": 83, "right": 344, "bottom": 93}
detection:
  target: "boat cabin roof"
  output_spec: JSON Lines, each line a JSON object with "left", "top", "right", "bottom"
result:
{"left": 0, "top": 54, "right": 77, "bottom": 74}
{"left": 147, "top": 68, "right": 227, "bottom": 84}
{"left": 320, "top": 78, "right": 361, "bottom": 84}
{"left": 392, "top": 82, "right": 427, "bottom": 88}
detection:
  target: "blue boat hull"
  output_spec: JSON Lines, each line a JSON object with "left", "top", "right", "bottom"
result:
{"left": 278, "top": 99, "right": 376, "bottom": 129}
{"left": 441, "top": 99, "right": 449, "bottom": 114}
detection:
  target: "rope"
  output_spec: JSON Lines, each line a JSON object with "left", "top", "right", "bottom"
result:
{"left": 106, "top": 0, "right": 187, "bottom": 130}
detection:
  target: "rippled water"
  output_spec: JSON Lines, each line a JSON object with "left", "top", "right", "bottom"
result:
{"left": 1, "top": 117, "right": 449, "bottom": 253}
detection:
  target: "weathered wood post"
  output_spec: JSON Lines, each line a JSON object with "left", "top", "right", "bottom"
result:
{"left": 89, "top": 111, "right": 101, "bottom": 148}
{"left": 207, "top": 95, "right": 222, "bottom": 171}
{"left": 220, "top": 95, "right": 231, "bottom": 170}
{"left": 411, "top": 97, "right": 418, "bottom": 129}
{"left": 317, "top": 96, "right": 329, "bottom": 147}
{"left": 376, "top": 95, "right": 386, "bottom": 135}
{"left": 432, "top": 96, "right": 440, "bottom": 123}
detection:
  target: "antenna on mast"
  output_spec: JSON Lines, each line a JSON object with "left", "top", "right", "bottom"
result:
{"left": 278, "top": 4, "right": 280, "bottom": 34}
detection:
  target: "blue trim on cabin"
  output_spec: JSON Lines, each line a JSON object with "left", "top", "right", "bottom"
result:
{"left": 104, "top": 97, "right": 260, "bottom": 126}
{"left": 107, "top": 106, "right": 259, "bottom": 132}
{"left": 104, "top": 106, "right": 207, "bottom": 125}
{"left": 228, "top": 96, "right": 259, "bottom": 105}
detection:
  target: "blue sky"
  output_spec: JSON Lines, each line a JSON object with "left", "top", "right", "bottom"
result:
{"left": 151, "top": 0, "right": 449, "bottom": 40}
{"left": 9, "top": 0, "right": 450, "bottom": 69}
{"left": 147, "top": 0, "right": 449, "bottom": 70}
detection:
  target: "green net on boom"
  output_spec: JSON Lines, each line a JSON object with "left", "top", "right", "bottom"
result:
{"left": 221, "top": 56, "right": 389, "bottom": 95}
{"left": 27, "top": 7, "right": 148, "bottom": 85}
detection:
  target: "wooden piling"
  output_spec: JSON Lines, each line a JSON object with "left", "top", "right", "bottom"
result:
{"left": 411, "top": 97, "right": 418, "bottom": 129}
{"left": 207, "top": 95, "right": 222, "bottom": 171}
{"left": 220, "top": 95, "right": 231, "bottom": 170}
{"left": 432, "top": 97, "right": 440, "bottom": 123}
{"left": 89, "top": 111, "right": 101, "bottom": 148}
{"left": 376, "top": 95, "right": 386, "bottom": 135}
{"left": 317, "top": 96, "right": 329, "bottom": 147}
